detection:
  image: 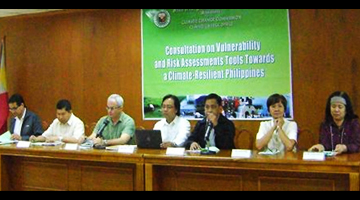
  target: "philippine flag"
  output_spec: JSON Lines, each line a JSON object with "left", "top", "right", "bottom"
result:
{"left": 0, "top": 37, "right": 8, "bottom": 134}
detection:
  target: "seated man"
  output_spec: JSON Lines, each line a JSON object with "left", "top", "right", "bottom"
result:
{"left": 184, "top": 93, "right": 235, "bottom": 150}
{"left": 153, "top": 94, "right": 190, "bottom": 148}
{"left": 87, "top": 94, "right": 135, "bottom": 146}
{"left": 29, "top": 99, "right": 85, "bottom": 143}
{"left": 8, "top": 93, "right": 43, "bottom": 141}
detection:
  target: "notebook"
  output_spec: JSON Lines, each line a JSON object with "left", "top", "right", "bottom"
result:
{"left": 135, "top": 129, "right": 162, "bottom": 149}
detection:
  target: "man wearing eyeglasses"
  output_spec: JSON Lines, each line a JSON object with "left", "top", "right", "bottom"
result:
{"left": 8, "top": 93, "right": 43, "bottom": 141}
{"left": 87, "top": 94, "right": 136, "bottom": 146}
{"left": 153, "top": 94, "right": 191, "bottom": 148}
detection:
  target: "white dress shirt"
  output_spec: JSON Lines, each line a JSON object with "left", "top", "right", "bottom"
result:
{"left": 14, "top": 108, "right": 27, "bottom": 136}
{"left": 256, "top": 118, "right": 298, "bottom": 152}
{"left": 42, "top": 113, "right": 85, "bottom": 140}
{"left": 153, "top": 115, "right": 190, "bottom": 147}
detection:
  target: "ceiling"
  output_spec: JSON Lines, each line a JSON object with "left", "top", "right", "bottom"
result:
{"left": 0, "top": 9, "right": 63, "bottom": 18}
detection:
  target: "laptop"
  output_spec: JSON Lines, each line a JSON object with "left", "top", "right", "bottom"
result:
{"left": 135, "top": 129, "right": 162, "bottom": 149}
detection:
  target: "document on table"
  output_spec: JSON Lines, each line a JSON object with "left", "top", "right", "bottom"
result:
{"left": 0, "top": 131, "right": 17, "bottom": 144}
{"left": 258, "top": 149, "right": 280, "bottom": 155}
{"left": 106, "top": 145, "right": 137, "bottom": 153}
{"left": 31, "top": 141, "right": 63, "bottom": 146}
{"left": 323, "top": 151, "right": 336, "bottom": 157}
{"left": 185, "top": 146, "right": 220, "bottom": 154}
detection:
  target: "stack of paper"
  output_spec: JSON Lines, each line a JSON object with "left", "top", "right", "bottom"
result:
{"left": 31, "top": 141, "right": 63, "bottom": 146}
{"left": 0, "top": 131, "right": 17, "bottom": 145}
{"left": 258, "top": 149, "right": 280, "bottom": 155}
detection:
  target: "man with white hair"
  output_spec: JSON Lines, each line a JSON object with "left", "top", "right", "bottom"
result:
{"left": 88, "top": 94, "right": 136, "bottom": 146}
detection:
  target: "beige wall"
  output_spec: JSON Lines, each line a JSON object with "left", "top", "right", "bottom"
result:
{"left": 1, "top": 9, "right": 359, "bottom": 149}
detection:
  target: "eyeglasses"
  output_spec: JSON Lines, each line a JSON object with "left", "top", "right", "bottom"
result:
{"left": 9, "top": 106, "right": 19, "bottom": 111}
{"left": 106, "top": 106, "right": 121, "bottom": 111}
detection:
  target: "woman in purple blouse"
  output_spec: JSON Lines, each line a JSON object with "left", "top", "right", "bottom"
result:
{"left": 308, "top": 91, "right": 360, "bottom": 155}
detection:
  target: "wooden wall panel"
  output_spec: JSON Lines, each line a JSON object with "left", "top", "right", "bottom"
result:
{"left": 1, "top": 9, "right": 359, "bottom": 149}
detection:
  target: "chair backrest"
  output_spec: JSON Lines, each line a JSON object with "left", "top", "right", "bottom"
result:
{"left": 42, "top": 121, "right": 49, "bottom": 130}
{"left": 297, "top": 128, "right": 317, "bottom": 151}
{"left": 136, "top": 126, "right": 145, "bottom": 130}
{"left": 234, "top": 128, "right": 254, "bottom": 150}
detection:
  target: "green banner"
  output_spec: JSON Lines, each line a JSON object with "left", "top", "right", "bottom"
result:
{"left": 142, "top": 9, "right": 292, "bottom": 120}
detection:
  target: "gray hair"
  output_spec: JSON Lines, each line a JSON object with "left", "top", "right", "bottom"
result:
{"left": 108, "top": 94, "right": 124, "bottom": 107}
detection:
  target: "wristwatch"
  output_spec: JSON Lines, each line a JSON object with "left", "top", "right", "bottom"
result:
{"left": 58, "top": 136, "right": 63, "bottom": 142}
{"left": 103, "top": 140, "right": 108, "bottom": 146}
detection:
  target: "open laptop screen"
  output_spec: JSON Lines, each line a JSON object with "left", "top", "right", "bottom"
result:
{"left": 135, "top": 129, "right": 162, "bottom": 149}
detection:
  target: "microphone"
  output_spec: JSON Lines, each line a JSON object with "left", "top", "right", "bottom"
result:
{"left": 201, "top": 120, "right": 216, "bottom": 155}
{"left": 96, "top": 120, "right": 110, "bottom": 138}
{"left": 204, "top": 120, "right": 213, "bottom": 142}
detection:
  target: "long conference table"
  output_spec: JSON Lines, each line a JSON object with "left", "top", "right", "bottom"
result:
{"left": 0, "top": 143, "right": 359, "bottom": 191}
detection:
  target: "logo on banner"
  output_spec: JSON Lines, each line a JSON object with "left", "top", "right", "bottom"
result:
{"left": 154, "top": 10, "right": 170, "bottom": 28}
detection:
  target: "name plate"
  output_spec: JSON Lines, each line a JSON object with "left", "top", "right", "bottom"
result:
{"left": 17, "top": 141, "right": 31, "bottom": 148}
{"left": 231, "top": 149, "right": 251, "bottom": 158}
{"left": 303, "top": 151, "right": 325, "bottom": 161}
{"left": 64, "top": 143, "right": 78, "bottom": 150}
{"left": 166, "top": 147, "right": 185, "bottom": 155}
{"left": 118, "top": 145, "right": 136, "bottom": 153}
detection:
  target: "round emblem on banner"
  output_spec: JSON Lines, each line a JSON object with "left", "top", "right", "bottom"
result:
{"left": 154, "top": 10, "right": 171, "bottom": 28}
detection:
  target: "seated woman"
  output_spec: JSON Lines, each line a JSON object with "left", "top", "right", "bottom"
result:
{"left": 255, "top": 93, "right": 298, "bottom": 152}
{"left": 308, "top": 91, "right": 360, "bottom": 155}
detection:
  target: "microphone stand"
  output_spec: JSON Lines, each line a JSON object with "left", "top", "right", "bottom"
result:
{"left": 93, "top": 120, "right": 109, "bottom": 149}
{"left": 201, "top": 121, "right": 216, "bottom": 155}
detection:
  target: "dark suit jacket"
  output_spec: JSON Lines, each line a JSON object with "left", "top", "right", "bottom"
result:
{"left": 185, "top": 115, "right": 235, "bottom": 149}
{"left": 10, "top": 110, "right": 43, "bottom": 141}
